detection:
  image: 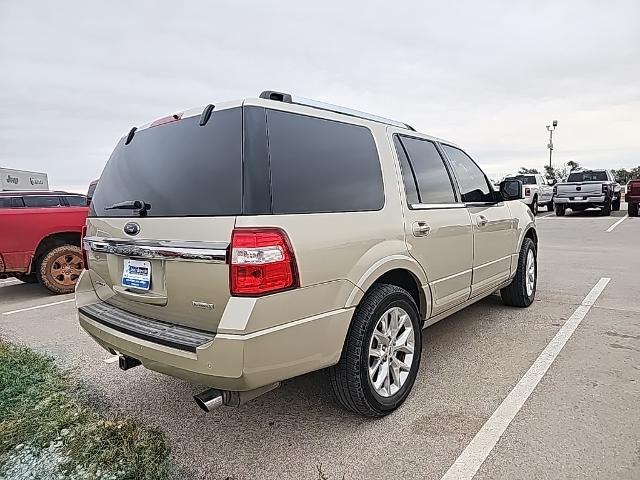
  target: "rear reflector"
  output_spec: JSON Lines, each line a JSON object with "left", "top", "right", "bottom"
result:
{"left": 230, "top": 228, "right": 299, "bottom": 296}
{"left": 80, "top": 225, "right": 88, "bottom": 270}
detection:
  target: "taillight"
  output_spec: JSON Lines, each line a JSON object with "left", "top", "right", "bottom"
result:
{"left": 230, "top": 228, "right": 299, "bottom": 296}
{"left": 525, "top": 187, "right": 531, "bottom": 197}
{"left": 553, "top": 186, "right": 557, "bottom": 195}
{"left": 80, "top": 225, "right": 88, "bottom": 270}
{"left": 602, "top": 184, "right": 608, "bottom": 193}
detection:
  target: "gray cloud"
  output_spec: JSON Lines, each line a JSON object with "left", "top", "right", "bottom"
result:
{"left": 1, "top": 0, "right": 639, "bottom": 190}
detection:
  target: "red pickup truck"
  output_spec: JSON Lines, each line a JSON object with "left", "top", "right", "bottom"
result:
{"left": 0, "top": 191, "right": 88, "bottom": 294}
{"left": 626, "top": 179, "right": 640, "bottom": 217}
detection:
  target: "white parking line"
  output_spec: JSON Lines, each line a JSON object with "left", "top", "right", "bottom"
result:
{"left": 440, "top": 277, "right": 611, "bottom": 480}
{"left": 2, "top": 298, "right": 75, "bottom": 316}
{"left": 605, "top": 215, "right": 628, "bottom": 232}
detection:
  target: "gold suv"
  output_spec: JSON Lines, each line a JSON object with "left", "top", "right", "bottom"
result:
{"left": 77, "top": 91, "right": 537, "bottom": 416}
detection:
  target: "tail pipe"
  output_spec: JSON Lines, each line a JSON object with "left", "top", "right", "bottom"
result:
{"left": 194, "top": 382, "right": 280, "bottom": 412}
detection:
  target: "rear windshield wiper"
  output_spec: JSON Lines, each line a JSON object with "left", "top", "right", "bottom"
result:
{"left": 104, "top": 200, "right": 151, "bottom": 216}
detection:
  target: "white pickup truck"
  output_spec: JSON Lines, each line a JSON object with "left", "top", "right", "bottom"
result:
{"left": 503, "top": 174, "right": 554, "bottom": 215}
{"left": 553, "top": 169, "right": 621, "bottom": 216}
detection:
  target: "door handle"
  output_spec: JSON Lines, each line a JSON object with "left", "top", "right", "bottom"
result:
{"left": 477, "top": 215, "right": 488, "bottom": 227}
{"left": 412, "top": 221, "right": 431, "bottom": 237}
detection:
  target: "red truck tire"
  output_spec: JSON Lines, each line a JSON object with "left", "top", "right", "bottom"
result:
{"left": 36, "top": 244, "right": 84, "bottom": 294}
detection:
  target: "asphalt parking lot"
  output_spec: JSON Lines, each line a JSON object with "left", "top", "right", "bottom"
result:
{"left": 1, "top": 205, "right": 638, "bottom": 480}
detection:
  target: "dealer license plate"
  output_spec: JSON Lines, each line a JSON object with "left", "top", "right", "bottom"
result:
{"left": 122, "top": 259, "right": 151, "bottom": 290}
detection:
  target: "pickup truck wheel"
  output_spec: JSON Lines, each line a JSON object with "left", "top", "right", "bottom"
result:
{"left": 555, "top": 204, "right": 566, "bottom": 216}
{"left": 501, "top": 238, "right": 536, "bottom": 308}
{"left": 529, "top": 196, "right": 538, "bottom": 215}
{"left": 37, "top": 245, "right": 84, "bottom": 294}
{"left": 14, "top": 273, "right": 38, "bottom": 284}
{"left": 547, "top": 200, "right": 554, "bottom": 212}
{"left": 601, "top": 200, "right": 612, "bottom": 216}
{"left": 612, "top": 198, "right": 621, "bottom": 211}
{"left": 328, "top": 284, "right": 422, "bottom": 417}
{"left": 629, "top": 203, "right": 639, "bottom": 217}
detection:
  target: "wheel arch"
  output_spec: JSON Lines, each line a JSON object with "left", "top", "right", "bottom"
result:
{"left": 31, "top": 231, "right": 82, "bottom": 273}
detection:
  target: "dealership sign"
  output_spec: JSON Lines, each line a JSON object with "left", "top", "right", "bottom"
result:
{"left": 1, "top": 168, "right": 49, "bottom": 191}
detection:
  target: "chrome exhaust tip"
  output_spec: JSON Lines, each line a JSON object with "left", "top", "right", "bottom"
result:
{"left": 193, "top": 389, "right": 225, "bottom": 412}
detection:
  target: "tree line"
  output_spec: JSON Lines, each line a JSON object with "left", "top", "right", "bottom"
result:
{"left": 516, "top": 162, "right": 640, "bottom": 183}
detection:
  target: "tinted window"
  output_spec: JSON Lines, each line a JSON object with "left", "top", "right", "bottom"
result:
{"left": 0, "top": 198, "right": 12, "bottom": 208}
{"left": 91, "top": 108, "right": 242, "bottom": 217}
{"left": 567, "top": 171, "right": 608, "bottom": 182}
{"left": 396, "top": 136, "right": 456, "bottom": 204}
{"left": 442, "top": 145, "right": 493, "bottom": 203}
{"left": 393, "top": 137, "right": 419, "bottom": 205}
{"left": 505, "top": 175, "right": 536, "bottom": 185}
{"left": 267, "top": 110, "right": 384, "bottom": 214}
{"left": 23, "top": 196, "right": 62, "bottom": 207}
{"left": 65, "top": 195, "right": 88, "bottom": 206}
{"left": 12, "top": 197, "right": 24, "bottom": 208}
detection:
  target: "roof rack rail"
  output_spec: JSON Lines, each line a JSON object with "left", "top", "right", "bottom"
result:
{"left": 258, "top": 90, "right": 415, "bottom": 131}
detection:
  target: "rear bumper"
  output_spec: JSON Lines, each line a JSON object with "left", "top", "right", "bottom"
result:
{"left": 554, "top": 195, "right": 606, "bottom": 205}
{"left": 76, "top": 272, "right": 353, "bottom": 391}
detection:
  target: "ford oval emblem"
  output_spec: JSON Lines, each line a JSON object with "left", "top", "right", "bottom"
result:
{"left": 576, "top": 186, "right": 581, "bottom": 191}
{"left": 124, "top": 222, "right": 140, "bottom": 236}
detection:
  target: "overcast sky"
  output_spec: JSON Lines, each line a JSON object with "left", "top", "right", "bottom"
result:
{"left": 1, "top": 0, "right": 639, "bottom": 192}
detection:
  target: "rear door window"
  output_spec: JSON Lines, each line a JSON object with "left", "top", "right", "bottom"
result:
{"left": 0, "top": 198, "right": 12, "bottom": 208}
{"left": 442, "top": 145, "right": 493, "bottom": 203}
{"left": 90, "top": 107, "right": 242, "bottom": 217}
{"left": 394, "top": 135, "right": 456, "bottom": 204}
{"left": 266, "top": 110, "right": 384, "bottom": 214}
{"left": 23, "top": 196, "right": 62, "bottom": 207}
{"left": 65, "top": 195, "right": 88, "bottom": 206}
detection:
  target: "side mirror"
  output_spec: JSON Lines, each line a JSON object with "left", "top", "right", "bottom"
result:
{"left": 499, "top": 179, "right": 522, "bottom": 201}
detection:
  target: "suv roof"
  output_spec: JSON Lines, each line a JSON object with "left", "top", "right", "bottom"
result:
{"left": 127, "top": 90, "right": 456, "bottom": 147}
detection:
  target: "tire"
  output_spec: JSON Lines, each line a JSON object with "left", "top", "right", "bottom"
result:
{"left": 529, "top": 196, "right": 539, "bottom": 216}
{"left": 555, "top": 204, "right": 566, "bottom": 216}
{"left": 547, "top": 200, "right": 554, "bottom": 212}
{"left": 328, "top": 284, "right": 422, "bottom": 417}
{"left": 501, "top": 238, "right": 537, "bottom": 308}
{"left": 612, "top": 198, "right": 621, "bottom": 211}
{"left": 601, "top": 200, "right": 611, "bottom": 216}
{"left": 37, "top": 244, "right": 84, "bottom": 294}
{"left": 14, "top": 273, "right": 38, "bottom": 284}
{"left": 629, "top": 203, "right": 639, "bottom": 217}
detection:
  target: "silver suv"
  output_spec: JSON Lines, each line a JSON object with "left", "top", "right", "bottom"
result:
{"left": 77, "top": 91, "right": 537, "bottom": 416}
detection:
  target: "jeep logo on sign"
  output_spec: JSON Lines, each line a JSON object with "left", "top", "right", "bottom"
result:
{"left": 6, "top": 175, "right": 18, "bottom": 185}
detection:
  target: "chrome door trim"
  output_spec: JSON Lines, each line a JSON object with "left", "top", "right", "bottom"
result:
{"left": 83, "top": 236, "right": 228, "bottom": 263}
{"left": 410, "top": 203, "right": 466, "bottom": 210}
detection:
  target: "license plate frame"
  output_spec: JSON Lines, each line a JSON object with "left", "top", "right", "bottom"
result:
{"left": 122, "top": 259, "right": 151, "bottom": 291}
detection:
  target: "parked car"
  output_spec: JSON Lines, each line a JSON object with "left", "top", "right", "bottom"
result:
{"left": 502, "top": 174, "right": 554, "bottom": 215}
{"left": 553, "top": 169, "right": 621, "bottom": 216}
{"left": 76, "top": 91, "right": 537, "bottom": 417}
{"left": 625, "top": 178, "right": 640, "bottom": 217}
{"left": 0, "top": 191, "right": 88, "bottom": 293}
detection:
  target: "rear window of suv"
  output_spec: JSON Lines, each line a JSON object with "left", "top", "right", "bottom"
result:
{"left": 266, "top": 110, "right": 384, "bottom": 214}
{"left": 567, "top": 171, "right": 608, "bottom": 182}
{"left": 90, "top": 107, "right": 242, "bottom": 217}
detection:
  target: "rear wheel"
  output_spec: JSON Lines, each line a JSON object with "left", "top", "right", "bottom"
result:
{"left": 601, "top": 200, "right": 612, "bottom": 216}
{"left": 14, "top": 273, "right": 38, "bottom": 284}
{"left": 547, "top": 199, "right": 554, "bottom": 212}
{"left": 629, "top": 203, "right": 639, "bottom": 217}
{"left": 530, "top": 196, "right": 539, "bottom": 216}
{"left": 501, "top": 238, "right": 537, "bottom": 308}
{"left": 37, "top": 245, "right": 84, "bottom": 294}
{"left": 329, "top": 284, "right": 422, "bottom": 417}
{"left": 555, "top": 204, "right": 566, "bottom": 216}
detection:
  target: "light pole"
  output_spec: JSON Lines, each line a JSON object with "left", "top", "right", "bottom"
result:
{"left": 546, "top": 120, "right": 558, "bottom": 171}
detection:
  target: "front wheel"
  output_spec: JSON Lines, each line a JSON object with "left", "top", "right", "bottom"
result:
{"left": 629, "top": 203, "right": 639, "bottom": 217}
{"left": 501, "top": 237, "right": 537, "bottom": 308}
{"left": 601, "top": 200, "right": 612, "bottom": 216}
{"left": 612, "top": 198, "right": 621, "bottom": 211}
{"left": 329, "top": 284, "right": 422, "bottom": 417}
{"left": 547, "top": 200, "right": 554, "bottom": 212}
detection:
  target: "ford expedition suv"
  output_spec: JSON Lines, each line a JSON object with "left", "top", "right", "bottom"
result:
{"left": 0, "top": 191, "right": 88, "bottom": 293}
{"left": 77, "top": 91, "right": 538, "bottom": 416}
{"left": 553, "top": 169, "right": 621, "bottom": 216}
{"left": 503, "top": 173, "right": 554, "bottom": 215}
